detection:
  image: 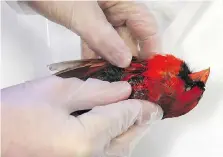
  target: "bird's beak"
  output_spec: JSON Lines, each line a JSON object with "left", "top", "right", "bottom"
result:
{"left": 189, "top": 68, "right": 210, "bottom": 83}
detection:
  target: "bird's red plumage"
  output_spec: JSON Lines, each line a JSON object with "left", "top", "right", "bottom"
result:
{"left": 143, "top": 55, "right": 181, "bottom": 78}
{"left": 50, "top": 54, "right": 209, "bottom": 119}
{"left": 121, "top": 54, "right": 206, "bottom": 118}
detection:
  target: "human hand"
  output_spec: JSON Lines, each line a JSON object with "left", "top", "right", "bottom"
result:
{"left": 1, "top": 76, "right": 163, "bottom": 157}
{"left": 81, "top": 1, "right": 160, "bottom": 62}
{"left": 26, "top": 1, "right": 159, "bottom": 68}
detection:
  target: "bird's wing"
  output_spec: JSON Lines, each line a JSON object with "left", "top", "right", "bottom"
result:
{"left": 48, "top": 56, "right": 147, "bottom": 79}
{"left": 48, "top": 59, "right": 109, "bottom": 79}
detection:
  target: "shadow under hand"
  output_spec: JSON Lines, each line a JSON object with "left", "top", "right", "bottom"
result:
{"left": 131, "top": 79, "right": 223, "bottom": 157}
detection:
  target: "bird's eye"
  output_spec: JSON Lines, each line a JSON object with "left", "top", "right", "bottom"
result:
{"left": 185, "top": 86, "right": 191, "bottom": 91}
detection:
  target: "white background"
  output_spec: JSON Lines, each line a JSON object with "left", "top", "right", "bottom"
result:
{"left": 1, "top": 1, "right": 223, "bottom": 157}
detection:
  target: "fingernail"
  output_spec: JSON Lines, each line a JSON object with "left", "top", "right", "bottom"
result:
{"left": 111, "top": 81, "right": 132, "bottom": 95}
{"left": 139, "top": 101, "right": 163, "bottom": 125}
{"left": 111, "top": 47, "right": 132, "bottom": 68}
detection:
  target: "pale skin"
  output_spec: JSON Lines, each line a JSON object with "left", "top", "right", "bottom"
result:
{"left": 2, "top": 1, "right": 162, "bottom": 157}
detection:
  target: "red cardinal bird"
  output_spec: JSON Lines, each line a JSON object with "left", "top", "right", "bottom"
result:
{"left": 49, "top": 54, "right": 210, "bottom": 119}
